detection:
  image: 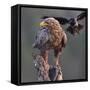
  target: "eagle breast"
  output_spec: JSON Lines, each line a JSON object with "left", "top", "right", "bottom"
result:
{"left": 33, "top": 18, "right": 67, "bottom": 50}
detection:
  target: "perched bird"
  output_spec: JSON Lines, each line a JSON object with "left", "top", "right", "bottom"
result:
{"left": 32, "top": 17, "right": 67, "bottom": 66}
{"left": 43, "top": 12, "right": 86, "bottom": 35}
{"left": 32, "top": 12, "right": 86, "bottom": 81}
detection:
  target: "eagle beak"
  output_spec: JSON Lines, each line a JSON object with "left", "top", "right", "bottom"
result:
{"left": 40, "top": 21, "right": 48, "bottom": 26}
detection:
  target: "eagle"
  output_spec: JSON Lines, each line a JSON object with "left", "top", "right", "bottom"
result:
{"left": 43, "top": 12, "right": 86, "bottom": 35}
{"left": 32, "top": 12, "right": 86, "bottom": 66}
{"left": 32, "top": 17, "right": 67, "bottom": 66}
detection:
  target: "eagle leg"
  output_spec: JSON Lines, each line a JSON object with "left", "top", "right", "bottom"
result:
{"left": 54, "top": 48, "right": 62, "bottom": 66}
{"left": 40, "top": 50, "right": 49, "bottom": 64}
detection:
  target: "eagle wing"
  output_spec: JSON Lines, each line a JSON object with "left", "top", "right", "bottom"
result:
{"left": 32, "top": 29, "right": 49, "bottom": 49}
{"left": 42, "top": 16, "right": 69, "bottom": 25}
{"left": 77, "top": 12, "right": 87, "bottom": 21}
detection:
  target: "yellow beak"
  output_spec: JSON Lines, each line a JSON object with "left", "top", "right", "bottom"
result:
{"left": 40, "top": 21, "right": 48, "bottom": 26}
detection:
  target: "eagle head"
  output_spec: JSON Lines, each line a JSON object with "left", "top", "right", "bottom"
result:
{"left": 33, "top": 17, "right": 67, "bottom": 50}
{"left": 40, "top": 17, "right": 62, "bottom": 31}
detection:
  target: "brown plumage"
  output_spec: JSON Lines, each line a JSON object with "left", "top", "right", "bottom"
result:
{"left": 43, "top": 12, "right": 86, "bottom": 35}
{"left": 33, "top": 18, "right": 67, "bottom": 65}
{"left": 43, "top": 18, "right": 67, "bottom": 48}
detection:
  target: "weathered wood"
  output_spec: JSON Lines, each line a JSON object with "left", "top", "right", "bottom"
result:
{"left": 32, "top": 54, "right": 63, "bottom": 81}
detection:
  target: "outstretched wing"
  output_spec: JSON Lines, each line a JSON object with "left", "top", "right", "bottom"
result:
{"left": 42, "top": 12, "right": 86, "bottom": 25}
{"left": 66, "top": 12, "right": 86, "bottom": 35}
{"left": 67, "top": 24, "right": 83, "bottom": 35}
{"left": 77, "top": 12, "right": 87, "bottom": 21}
{"left": 42, "top": 12, "right": 86, "bottom": 35}
{"left": 42, "top": 16, "right": 69, "bottom": 25}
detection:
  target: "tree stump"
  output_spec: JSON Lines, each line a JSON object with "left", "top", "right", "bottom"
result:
{"left": 32, "top": 54, "right": 63, "bottom": 81}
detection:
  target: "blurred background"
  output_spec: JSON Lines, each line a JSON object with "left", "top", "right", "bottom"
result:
{"left": 21, "top": 7, "right": 86, "bottom": 83}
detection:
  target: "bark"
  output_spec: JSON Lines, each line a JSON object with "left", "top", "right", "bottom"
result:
{"left": 32, "top": 54, "right": 63, "bottom": 81}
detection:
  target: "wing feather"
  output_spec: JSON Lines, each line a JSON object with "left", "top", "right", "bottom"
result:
{"left": 33, "top": 29, "right": 49, "bottom": 48}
